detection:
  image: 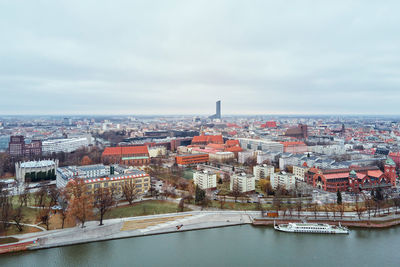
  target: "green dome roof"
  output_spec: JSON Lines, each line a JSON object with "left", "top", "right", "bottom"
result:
{"left": 349, "top": 170, "right": 357, "bottom": 176}
{"left": 385, "top": 157, "right": 396, "bottom": 166}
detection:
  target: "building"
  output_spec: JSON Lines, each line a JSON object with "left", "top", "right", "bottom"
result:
{"left": 148, "top": 146, "right": 167, "bottom": 158}
{"left": 56, "top": 164, "right": 111, "bottom": 188}
{"left": 209, "top": 100, "right": 221, "bottom": 119}
{"left": 193, "top": 170, "right": 217, "bottom": 190}
{"left": 293, "top": 164, "right": 309, "bottom": 181}
{"left": 209, "top": 152, "right": 235, "bottom": 163}
{"left": 270, "top": 172, "right": 296, "bottom": 190}
{"left": 8, "top": 136, "right": 42, "bottom": 157}
{"left": 15, "top": 160, "right": 58, "bottom": 183}
{"left": 253, "top": 164, "right": 274, "bottom": 180}
{"left": 191, "top": 135, "right": 223, "bottom": 146}
{"left": 102, "top": 146, "right": 150, "bottom": 166}
{"left": 230, "top": 173, "right": 255, "bottom": 193}
{"left": 175, "top": 153, "right": 209, "bottom": 165}
{"left": 261, "top": 121, "right": 277, "bottom": 128}
{"left": 238, "top": 151, "right": 255, "bottom": 164}
{"left": 280, "top": 141, "right": 308, "bottom": 153}
{"left": 285, "top": 124, "right": 308, "bottom": 139}
{"left": 42, "top": 137, "right": 90, "bottom": 154}
{"left": 305, "top": 159, "right": 396, "bottom": 192}
{"left": 61, "top": 169, "right": 150, "bottom": 196}
{"left": 238, "top": 138, "right": 284, "bottom": 153}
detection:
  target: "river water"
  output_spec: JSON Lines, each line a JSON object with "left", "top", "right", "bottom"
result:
{"left": 1, "top": 225, "right": 400, "bottom": 267}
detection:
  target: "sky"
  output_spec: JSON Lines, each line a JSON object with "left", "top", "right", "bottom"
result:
{"left": 1, "top": 0, "right": 400, "bottom": 115}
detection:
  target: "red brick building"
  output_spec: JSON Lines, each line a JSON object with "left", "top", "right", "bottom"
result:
{"left": 191, "top": 135, "right": 223, "bottom": 147}
{"left": 102, "top": 146, "right": 150, "bottom": 166}
{"left": 8, "top": 135, "right": 42, "bottom": 157}
{"left": 176, "top": 153, "right": 209, "bottom": 165}
{"left": 305, "top": 158, "right": 396, "bottom": 192}
{"left": 280, "top": 141, "right": 308, "bottom": 153}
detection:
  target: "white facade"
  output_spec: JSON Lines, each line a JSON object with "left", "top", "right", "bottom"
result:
{"left": 238, "top": 151, "right": 254, "bottom": 164}
{"left": 15, "top": 160, "right": 59, "bottom": 183}
{"left": 193, "top": 170, "right": 217, "bottom": 190}
{"left": 308, "top": 145, "right": 346, "bottom": 156}
{"left": 230, "top": 173, "right": 255, "bottom": 193}
{"left": 43, "top": 137, "right": 91, "bottom": 154}
{"left": 148, "top": 146, "right": 167, "bottom": 158}
{"left": 238, "top": 138, "right": 284, "bottom": 153}
{"left": 209, "top": 152, "right": 235, "bottom": 162}
{"left": 253, "top": 164, "right": 274, "bottom": 180}
{"left": 56, "top": 164, "right": 110, "bottom": 188}
{"left": 270, "top": 172, "right": 296, "bottom": 190}
{"left": 292, "top": 165, "right": 309, "bottom": 181}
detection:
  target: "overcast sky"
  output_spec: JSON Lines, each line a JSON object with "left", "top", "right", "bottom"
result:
{"left": 1, "top": 1, "right": 400, "bottom": 115}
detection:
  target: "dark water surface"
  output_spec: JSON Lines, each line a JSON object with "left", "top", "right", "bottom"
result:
{"left": 1, "top": 225, "right": 400, "bottom": 267}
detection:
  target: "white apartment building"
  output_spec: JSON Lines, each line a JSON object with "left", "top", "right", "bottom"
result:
{"left": 238, "top": 138, "right": 284, "bottom": 153}
{"left": 42, "top": 137, "right": 91, "bottom": 154}
{"left": 193, "top": 170, "right": 217, "bottom": 190}
{"left": 56, "top": 164, "right": 110, "bottom": 188}
{"left": 253, "top": 164, "right": 275, "bottom": 180}
{"left": 238, "top": 151, "right": 254, "bottom": 164}
{"left": 230, "top": 173, "right": 255, "bottom": 193}
{"left": 270, "top": 172, "right": 296, "bottom": 190}
{"left": 292, "top": 165, "right": 309, "bottom": 181}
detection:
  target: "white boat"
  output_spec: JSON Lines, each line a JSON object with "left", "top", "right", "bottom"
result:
{"left": 274, "top": 221, "right": 349, "bottom": 234}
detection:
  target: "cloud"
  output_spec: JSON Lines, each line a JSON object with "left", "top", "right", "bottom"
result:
{"left": 0, "top": 0, "right": 400, "bottom": 115}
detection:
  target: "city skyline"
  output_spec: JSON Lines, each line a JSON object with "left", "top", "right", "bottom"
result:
{"left": 1, "top": 1, "right": 400, "bottom": 115}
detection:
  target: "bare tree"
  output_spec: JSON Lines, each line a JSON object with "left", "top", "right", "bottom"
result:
{"left": 232, "top": 181, "right": 241, "bottom": 203}
{"left": 296, "top": 199, "right": 302, "bottom": 218}
{"left": 38, "top": 208, "right": 51, "bottom": 230}
{"left": 18, "top": 188, "right": 29, "bottom": 207}
{"left": 220, "top": 195, "right": 226, "bottom": 210}
{"left": 338, "top": 204, "right": 345, "bottom": 219}
{"left": 178, "top": 197, "right": 185, "bottom": 212}
{"left": 34, "top": 187, "right": 48, "bottom": 209}
{"left": 273, "top": 196, "right": 282, "bottom": 214}
{"left": 12, "top": 207, "right": 24, "bottom": 232}
{"left": 58, "top": 188, "right": 69, "bottom": 229}
{"left": 354, "top": 193, "right": 363, "bottom": 220}
{"left": 94, "top": 187, "right": 115, "bottom": 226}
{"left": 394, "top": 197, "right": 400, "bottom": 214}
{"left": 121, "top": 180, "right": 137, "bottom": 205}
{"left": 0, "top": 184, "right": 12, "bottom": 234}
{"left": 67, "top": 178, "right": 94, "bottom": 228}
{"left": 324, "top": 205, "right": 330, "bottom": 219}
{"left": 48, "top": 187, "right": 60, "bottom": 207}
{"left": 312, "top": 202, "right": 319, "bottom": 219}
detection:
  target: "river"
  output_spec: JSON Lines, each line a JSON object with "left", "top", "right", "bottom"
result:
{"left": 1, "top": 225, "right": 400, "bottom": 267}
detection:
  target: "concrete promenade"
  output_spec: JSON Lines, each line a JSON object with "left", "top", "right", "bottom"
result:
{"left": 1, "top": 211, "right": 256, "bottom": 253}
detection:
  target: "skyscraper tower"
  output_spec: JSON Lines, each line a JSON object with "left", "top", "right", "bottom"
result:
{"left": 209, "top": 100, "right": 222, "bottom": 119}
{"left": 216, "top": 100, "right": 221, "bottom": 119}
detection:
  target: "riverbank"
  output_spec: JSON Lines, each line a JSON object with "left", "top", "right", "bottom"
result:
{"left": 3, "top": 210, "right": 400, "bottom": 255}
{"left": 253, "top": 217, "right": 400, "bottom": 228}
{"left": 0, "top": 211, "right": 255, "bottom": 254}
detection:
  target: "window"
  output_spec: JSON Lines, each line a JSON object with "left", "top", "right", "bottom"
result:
{"left": 136, "top": 184, "right": 142, "bottom": 188}
{"left": 94, "top": 184, "right": 100, "bottom": 189}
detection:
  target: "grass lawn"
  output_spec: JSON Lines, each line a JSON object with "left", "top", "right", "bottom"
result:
{"left": 104, "top": 200, "right": 192, "bottom": 219}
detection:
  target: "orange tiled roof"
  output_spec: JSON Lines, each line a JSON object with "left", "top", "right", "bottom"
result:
{"left": 367, "top": 170, "right": 383, "bottom": 178}
{"left": 102, "top": 146, "right": 149, "bottom": 156}
{"left": 280, "top": 141, "right": 306, "bottom": 147}
{"left": 226, "top": 140, "right": 240, "bottom": 147}
{"left": 192, "top": 135, "right": 223, "bottom": 144}
{"left": 226, "top": 146, "right": 243, "bottom": 152}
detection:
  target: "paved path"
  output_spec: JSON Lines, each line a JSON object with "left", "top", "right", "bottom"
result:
{"left": 3, "top": 211, "right": 256, "bottom": 252}
{"left": 0, "top": 221, "right": 46, "bottom": 231}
